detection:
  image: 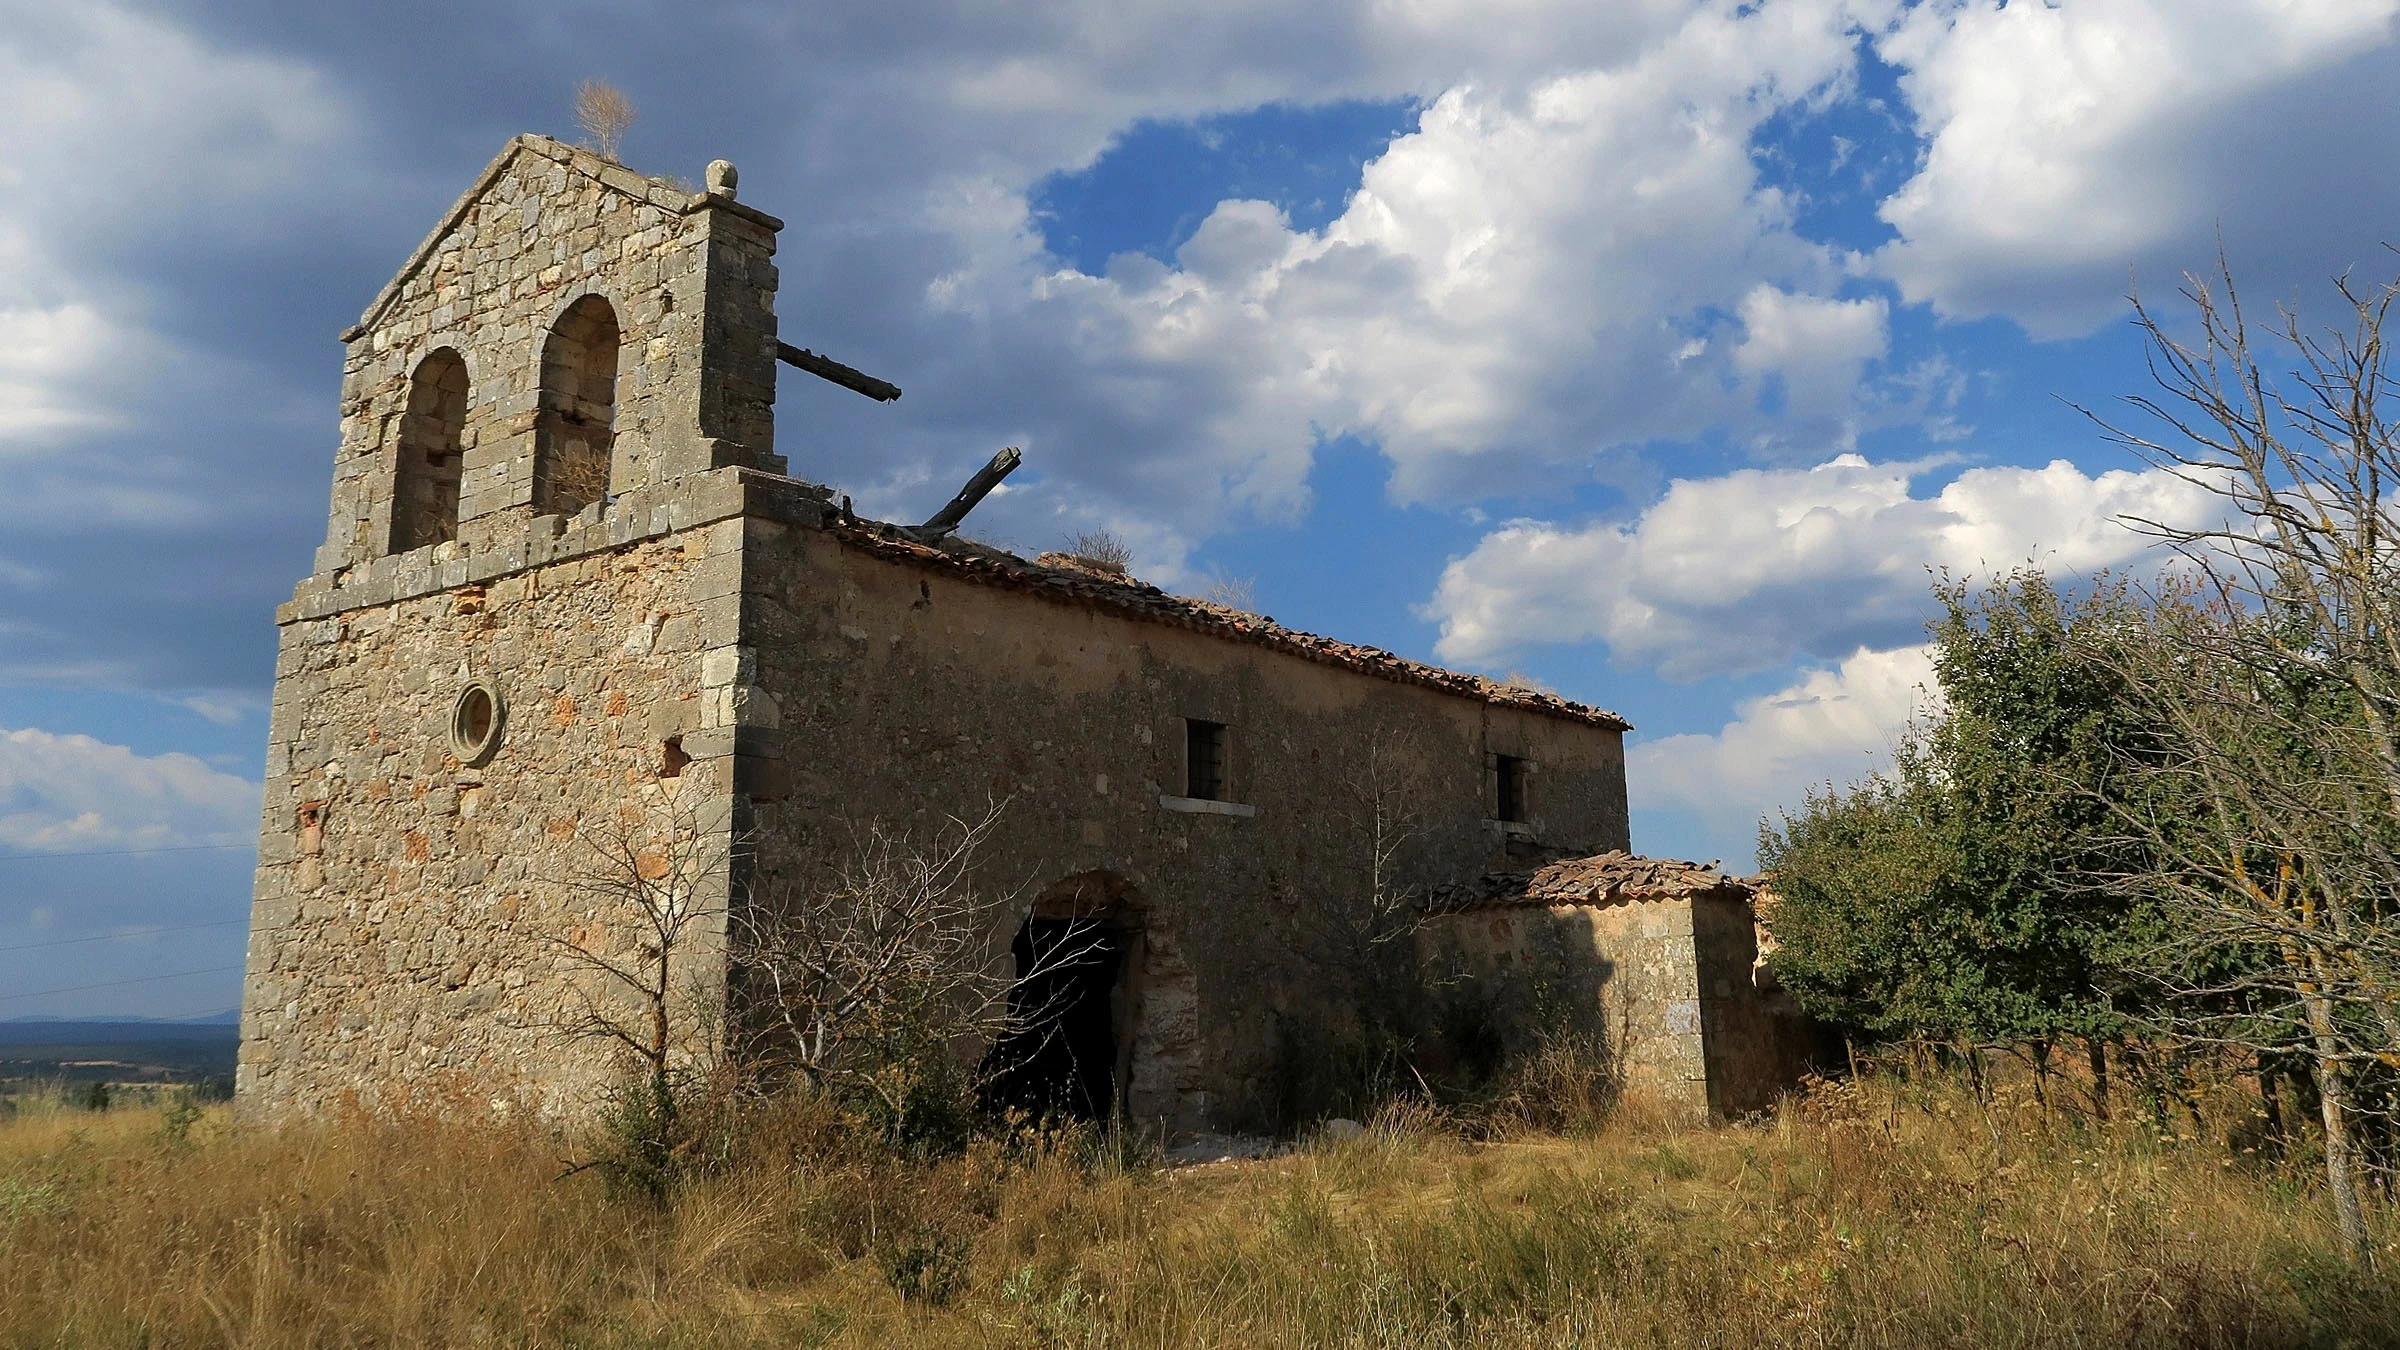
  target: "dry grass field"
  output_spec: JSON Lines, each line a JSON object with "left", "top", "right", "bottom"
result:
{"left": 0, "top": 1072, "right": 2392, "bottom": 1349}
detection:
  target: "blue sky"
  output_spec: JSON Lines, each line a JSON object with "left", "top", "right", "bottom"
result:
{"left": 4, "top": 0, "right": 2399, "bottom": 1016}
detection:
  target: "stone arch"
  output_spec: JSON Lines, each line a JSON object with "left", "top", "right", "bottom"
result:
{"left": 533, "top": 293, "right": 622, "bottom": 515}
{"left": 1026, "top": 869, "right": 1144, "bottom": 922}
{"left": 390, "top": 346, "right": 467, "bottom": 551}
{"left": 982, "top": 871, "right": 1153, "bottom": 1122}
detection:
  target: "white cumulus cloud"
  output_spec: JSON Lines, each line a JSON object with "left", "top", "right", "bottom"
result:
{"left": 1732, "top": 286, "right": 1891, "bottom": 423}
{"left": 870, "top": 0, "right": 1918, "bottom": 556}
{"left": 1631, "top": 642, "right": 1938, "bottom": 867}
{"left": 1875, "top": 0, "right": 2400, "bottom": 337}
{"left": 1424, "top": 452, "right": 2213, "bottom": 678}
{"left": 0, "top": 725, "right": 259, "bottom": 853}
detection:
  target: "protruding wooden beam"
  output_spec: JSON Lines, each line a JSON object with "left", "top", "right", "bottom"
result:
{"left": 915, "top": 447, "right": 1022, "bottom": 540}
{"left": 776, "top": 341, "right": 902, "bottom": 402}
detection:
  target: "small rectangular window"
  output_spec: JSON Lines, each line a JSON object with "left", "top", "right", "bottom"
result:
{"left": 1185, "top": 719, "right": 1228, "bottom": 801}
{"left": 1495, "top": 754, "right": 1530, "bottom": 823}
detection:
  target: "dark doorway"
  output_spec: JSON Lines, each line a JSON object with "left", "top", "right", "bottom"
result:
{"left": 980, "top": 918, "right": 1124, "bottom": 1122}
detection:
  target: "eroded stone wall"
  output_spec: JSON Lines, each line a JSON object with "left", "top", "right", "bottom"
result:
{"left": 1424, "top": 899, "right": 1715, "bottom": 1124}
{"left": 239, "top": 504, "right": 747, "bottom": 1120}
{"left": 731, "top": 520, "right": 1632, "bottom": 1133}
{"left": 317, "top": 136, "right": 782, "bottom": 577}
{"left": 1424, "top": 894, "right": 1817, "bottom": 1123}
{"left": 1692, "top": 895, "right": 1828, "bottom": 1116}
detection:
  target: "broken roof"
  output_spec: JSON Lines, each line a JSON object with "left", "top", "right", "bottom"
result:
{"left": 813, "top": 509, "right": 1631, "bottom": 731}
{"left": 1434, "top": 851, "right": 1753, "bottom": 912}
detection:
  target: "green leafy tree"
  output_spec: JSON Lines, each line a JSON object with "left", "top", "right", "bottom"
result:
{"left": 1757, "top": 764, "right": 1960, "bottom": 1041}
{"left": 1763, "top": 569, "right": 2161, "bottom": 1072}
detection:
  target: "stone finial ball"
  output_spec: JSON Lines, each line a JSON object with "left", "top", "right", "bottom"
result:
{"left": 705, "top": 159, "right": 738, "bottom": 197}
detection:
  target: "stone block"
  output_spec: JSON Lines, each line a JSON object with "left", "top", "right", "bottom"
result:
{"left": 688, "top": 550, "right": 742, "bottom": 601}
{"left": 693, "top": 593, "right": 742, "bottom": 647}
{"left": 697, "top": 645, "right": 749, "bottom": 688}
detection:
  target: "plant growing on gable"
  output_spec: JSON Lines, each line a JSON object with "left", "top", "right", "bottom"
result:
{"left": 572, "top": 80, "right": 637, "bottom": 161}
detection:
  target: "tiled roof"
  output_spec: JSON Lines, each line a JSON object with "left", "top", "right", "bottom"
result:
{"left": 1434, "top": 850, "right": 1754, "bottom": 912}
{"left": 820, "top": 519, "right": 1632, "bottom": 731}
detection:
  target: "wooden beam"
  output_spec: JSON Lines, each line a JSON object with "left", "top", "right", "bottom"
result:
{"left": 916, "top": 447, "right": 1022, "bottom": 539}
{"left": 776, "top": 341, "right": 902, "bottom": 402}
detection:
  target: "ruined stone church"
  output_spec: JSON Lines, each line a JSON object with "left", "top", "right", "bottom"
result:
{"left": 237, "top": 136, "right": 1811, "bottom": 1133}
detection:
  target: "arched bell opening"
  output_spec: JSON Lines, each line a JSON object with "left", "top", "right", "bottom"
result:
{"left": 390, "top": 347, "right": 467, "bottom": 551}
{"left": 533, "top": 294, "right": 622, "bottom": 515}
{"left": 979, "top": 871, "right": 1147, "bottom": 1124}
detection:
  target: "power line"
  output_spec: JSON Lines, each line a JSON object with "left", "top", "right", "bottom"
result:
{"left": 0, "top": 918, "right": 247, "bottom": 954}
{"left": 0, "top": 965, "right": 245, "bottom": 1003}
{"left": 0, "top": 843, "right": 248, "bottom": 865}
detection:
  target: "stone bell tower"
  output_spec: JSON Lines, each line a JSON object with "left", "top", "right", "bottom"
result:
{"left": 313, "top": 137, "right": 785, "bottom": 573}
{"left": 239, "top": 137, "right": 794, "bottom": 1117}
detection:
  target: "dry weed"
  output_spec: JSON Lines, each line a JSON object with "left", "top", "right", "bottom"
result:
{"left": 0, "top": 1073, "right": 2388, "bottom": 1347}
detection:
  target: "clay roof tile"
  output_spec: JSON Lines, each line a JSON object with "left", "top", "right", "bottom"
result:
{"left": 1433, "top": 850, "right": 1754, "bottom": 912}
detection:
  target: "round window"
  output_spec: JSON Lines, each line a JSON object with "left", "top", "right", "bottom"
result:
{"left": 451, "top": 680, "right": 506, "bottom": 766}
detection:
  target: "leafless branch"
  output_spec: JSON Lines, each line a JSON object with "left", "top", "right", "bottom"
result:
{"left": 726, "top": 799, "right": 1105, "bottom": 1115}
{"left": 2078, "top": 252, "right": 2400, "bottom": 1266}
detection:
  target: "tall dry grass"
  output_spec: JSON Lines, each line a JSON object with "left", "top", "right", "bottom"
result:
{"left": 0, "top": 1072, "right": 2391, "bottom": 1348}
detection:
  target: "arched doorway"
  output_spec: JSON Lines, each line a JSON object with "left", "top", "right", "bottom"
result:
{"left": 979, "top": 872, "right": 1144, "bottom": 1123}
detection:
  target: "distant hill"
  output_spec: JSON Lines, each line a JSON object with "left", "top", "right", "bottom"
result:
{"left": 0, "top": 1016, "right": 240, "bottom": 1083}
{"left": 0, "top": 1019, "right": 239, "bottom": 1046}
{"left": 0, "top": 1009, "right": 239, "bottom": 1032}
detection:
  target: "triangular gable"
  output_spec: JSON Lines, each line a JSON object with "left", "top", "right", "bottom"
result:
{"left": 342, "top": 135, "right": 701, "bottom": 341}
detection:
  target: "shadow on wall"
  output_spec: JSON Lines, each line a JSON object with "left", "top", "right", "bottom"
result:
{"left": 1238, "top": 907, "right": 1626, "bottom": 1134}
{"left": 1418, "top": 895, "right": 1826, "bottom": 1125}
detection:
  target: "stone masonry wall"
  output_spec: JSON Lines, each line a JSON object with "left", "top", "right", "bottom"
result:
{"left": 732, "top": 514, "right": 1632, "bottom": 1133}
{"left": 1423, "top": 899, "right": 1716, "bottom": 1125}
{"left": 244, "top": 465, "right": 1632, "bottom": 1131}
{"left": 1422, "top": 893, "right": 1818, "bottom": 1123}
{"left": 238, "top": 476, "right": 759, "bottom": 1120}
{"left": 1692, "top": 895, "right": 1825, "bottom": 1117}
{"left": 316, "top": 136, "right": 782, "bottom": 577}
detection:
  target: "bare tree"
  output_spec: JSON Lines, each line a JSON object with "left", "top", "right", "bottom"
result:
{"left": 2097, "top": 583, "right": 2399, "bottom": 1263}
{"left": 726, "top": 801, "right": 1101, "bottom": 1118}
{"left": 2089, "top": 255, "right": 2400, "bottom": 1266}
{"left": 1279, "top": 720, "right": 1443, "bottom": 1114}
{"left": 541, "top": 794, "right": 730, "bottom": 1194}
{"left": 573, "top": 80, "right": 637, "bottom": 162}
